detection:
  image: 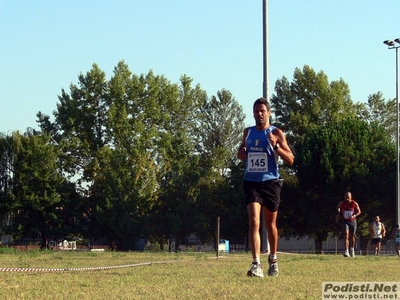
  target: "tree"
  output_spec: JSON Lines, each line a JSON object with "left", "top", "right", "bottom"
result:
{"left": 193, "top": 89, "right": 246, "bottom": 246}
{"left": 270, "top": 65, "right": 358, "bottom": 143}
{"left": 148, "top": 75, "right": 206, "bottom": 251}
{"left": 270, "top": 65, "right": 366, "bottom": 245}
{"left": 295, "top": 118, "right": 394, "bottom": 252}
{"left": 91, "top": 146, "right": 158, "bottom": 250}
{"left": 10, "top": 131, "right": 65, "bottom": 248}
{"left": 269, "top": 65, "right": 399, "bottom": 251}
{"left": 0, "top": 133, "right": 15, "bottom": 241}
{"left": 37, "top": 62, "right": 213, "bottom": 250}
{"left": 358, "top": 92, "right": 396, "bottom": 141}
{"left": 199, "top": 89, "right": 246, "bottom": 176}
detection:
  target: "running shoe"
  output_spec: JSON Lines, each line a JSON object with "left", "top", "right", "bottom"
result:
{"left": 267, "top": 257, "right": 279, "bottom": 277}
{"left": 247, "top": 262, "right": 264, "bottom": 278}
{"left": 343, "top": 252, "right": 350, "bottom": 257}
{"left": 350, "top": 250, "right": 355, "bottom": 257}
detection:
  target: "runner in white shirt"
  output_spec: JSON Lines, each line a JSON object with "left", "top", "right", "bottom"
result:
{"left": 369, "top": 216, "right": 386, "bottom": 255}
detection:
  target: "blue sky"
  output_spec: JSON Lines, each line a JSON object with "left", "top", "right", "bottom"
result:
{"left": 1, "top": 1, "right": 399, "bottom": 133}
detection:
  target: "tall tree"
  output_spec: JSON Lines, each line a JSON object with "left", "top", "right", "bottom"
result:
{"left": 270, "top": 65, "right": 365, "bottom": 245}
{"left": 194, "top": 89, "right": 246, "bottom": 245}
{"left": 37, "top": 62, "right": 211, "bottom": 249}
{"left": 150, "top": 75, "right": 206, "bottom": 251}
{"left": 270, "top": 65, "right": 357, "bottom": 142}
{"left": 38, "top": 63, "right": 110, "bottom": 189}
{"left": 295, "top": 118, "right": 394, "bottom": 252}
{"left": 199, "top": 89, "right": 246, "bottom": 176}
{"left": 0, "top": 133, "right": 15, "bottom": 241}
{"left": 10, "top": 131, "right": 65, "bottom": 248}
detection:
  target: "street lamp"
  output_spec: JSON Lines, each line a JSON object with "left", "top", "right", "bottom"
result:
{"left": 384, "top": 38, "right": 400, "bottom": 226}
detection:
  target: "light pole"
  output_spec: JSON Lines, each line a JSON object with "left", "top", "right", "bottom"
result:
{"left": 262, "top": 0, "right": 269, "bottom": 100}
{"left": 384, "top": 38, "right": 400, "bottom": 226}
{"left": 261, "top": 0, "right": 270, "bottom": 255}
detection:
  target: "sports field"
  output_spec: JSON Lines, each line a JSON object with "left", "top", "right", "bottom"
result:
{"left": 0, "top": 250, "right": 398, "bottom": 299}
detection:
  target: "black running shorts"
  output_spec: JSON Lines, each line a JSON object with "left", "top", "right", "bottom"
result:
{"left": 372, "top": 238, "right": 382, "bottom": 245}
{"left": 243, "top": 179, "right": 283, "bottom": 212}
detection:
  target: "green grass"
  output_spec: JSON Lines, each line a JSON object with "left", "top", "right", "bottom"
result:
{"left": 0, "top": 250, "right": 398, "bottom": 299}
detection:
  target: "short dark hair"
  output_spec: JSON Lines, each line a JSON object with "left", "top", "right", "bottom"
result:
{"left": 253, "top": 97, "right": 270, "bottom": 111}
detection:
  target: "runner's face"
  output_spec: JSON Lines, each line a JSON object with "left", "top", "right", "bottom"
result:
{"left": 344, "top": 193, "right": 351, "bottom": 202}
{"left": 253, "top": 104, "right": 270, "bottom": 127}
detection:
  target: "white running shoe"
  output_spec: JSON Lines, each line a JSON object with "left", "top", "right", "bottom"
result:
{"left": 247, "top": 262, "right": 264, "bottom": 278}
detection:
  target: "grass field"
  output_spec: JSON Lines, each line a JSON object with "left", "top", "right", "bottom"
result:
{"left": 0, "top": 249, "right": 398, "bottom": 299}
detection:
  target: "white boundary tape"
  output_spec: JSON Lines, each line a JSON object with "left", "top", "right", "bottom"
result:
{"left": 0, "top": 262, "right": 153, "bottom": 272}
{"left": 0, "top": 259, "right": 193, "bottom": 273}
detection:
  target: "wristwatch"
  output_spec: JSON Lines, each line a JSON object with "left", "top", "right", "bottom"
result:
{"left": 273, "top": 144, "right": 280, "bottom": 151}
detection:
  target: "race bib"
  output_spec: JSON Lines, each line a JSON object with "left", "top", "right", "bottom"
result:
{"left": 343, "top": 210, "right": 353, "bottom": 219}
{"left": 247, "top": 152, "right": 268, "bottom": 172}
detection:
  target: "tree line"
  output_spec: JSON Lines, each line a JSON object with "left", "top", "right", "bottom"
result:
{"left": 0, "top": 62, "right": 396, "bottom": 252}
